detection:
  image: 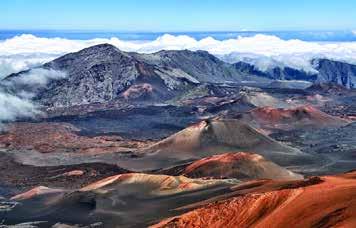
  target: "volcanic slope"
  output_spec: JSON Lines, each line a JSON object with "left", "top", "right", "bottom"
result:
{"left": 118, "top": 119, "right": 317, "bottom": 171}
{"left": 153, "top": 171, "right": 356, "bottom": 228}
{"left": 5, "top": 172, "right": 356, "bottom": 228}
{"left": 174, "top": 152, "right": 303, "bottom": 180}
{"left": 3, "top": 173, "right": 238, "bottom": 228}
{"left": 237, "top": 105, "right": 350, "bottom": 133}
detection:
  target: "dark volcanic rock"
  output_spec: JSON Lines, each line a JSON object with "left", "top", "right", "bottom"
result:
{"left": 48, "top": 104, "right": 200, "bottom": 140}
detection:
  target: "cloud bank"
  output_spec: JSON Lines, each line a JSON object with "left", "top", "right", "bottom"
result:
{"left": 1, "top": 34, "right": 356, "bottom": 76}
{"left": 0, "top": 68, "right": 66, "bottom": 127}
{"left": 10, "top": 68, "right": 67, "bottom": 87}
{"left": 0, "top": 53, "right": 59, "bottom": 80}
{"left": 0, "top": 90, "right": 39, "bottom": 124}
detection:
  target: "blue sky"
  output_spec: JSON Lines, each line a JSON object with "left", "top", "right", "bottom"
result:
{"left": 1, "top": 0, "right": 356, "bottom": 31}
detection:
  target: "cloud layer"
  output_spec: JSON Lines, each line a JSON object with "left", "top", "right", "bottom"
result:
{"left": 1, "top": 34, "right": 356, "bottom": 77}
{"left": 0, "top": 53, "right": 58, "bottom": 80}
{"left": 0, "top": 90, "right": 39, "bottom": 123}
{"left": 10, "top": 68, "right": 67, "bottom": 87}
{"left": 0, "top": 68, "right": 66, "bottom": 127}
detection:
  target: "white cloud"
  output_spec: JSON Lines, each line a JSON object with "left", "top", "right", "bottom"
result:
{"left": 0, "top": 53, "right": 59, "bottom": 79}
{"left": 2, "top": 68, "right": 67, "bottom": 94}
{"left": 1, "top": 34, "right": 356, "bottom": 76}
{"left": 0, "top": 89, "right": 40, "bottom": 127}
{"left": 14, "top": 68, "right": 67, "bottom": 86}
{"left": 0, "top": 68, "right": 67, "bottom": 126}
{"left": 0, "top": 34, "right": 90, "bottom": 55}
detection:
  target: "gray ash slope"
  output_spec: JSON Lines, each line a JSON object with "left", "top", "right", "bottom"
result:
{"left": 270, "top": 122, "right": 356, "bottom": 175}
{"left": 233, "top": 58, "right": 356, "bottom": 88}
{"left": 3, "top": 44, "right": 258, "bottom": 108}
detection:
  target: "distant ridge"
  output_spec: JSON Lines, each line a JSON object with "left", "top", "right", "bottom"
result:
{"left": 233, "top": 58, "right": 356, "bottom": 88}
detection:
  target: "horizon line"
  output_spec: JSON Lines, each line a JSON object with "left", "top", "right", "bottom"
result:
{"left": 0, "top": 28, "right": 355, "bottom": 33}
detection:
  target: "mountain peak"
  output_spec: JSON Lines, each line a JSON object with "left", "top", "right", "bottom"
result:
{"left": 68, "top": 43, "right": 128, "bottom": 59}
{"left": 79, "top": 43, "right": 120, "bottom": 53}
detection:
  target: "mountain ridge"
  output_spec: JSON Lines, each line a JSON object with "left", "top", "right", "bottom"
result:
{"left": 2, "top": 44, "right": 249, "bottom": 107}
{"left": 233, "top": 58, "right": 356, "bottom": 88}
{"left": 1, "top": 43, "right": 355, "bottom": 110}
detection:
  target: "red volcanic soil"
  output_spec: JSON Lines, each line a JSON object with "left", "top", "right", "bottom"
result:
{"left": 181, "top": 152, "right": 302, "bottom": 180}
{"left": 122, "top": 83, "right": 154, "bottom": 100}
{"left": 240, "top": 105, "right": 350, "bottom": 132}
{"left": 10, "top": 186, "right": 64, "bottom": 201}
{"left": 153, "top": 171, "right": 356, "bottom": 228}
{"left": 0, "top": 122, "right": 152, "bottom": 154}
